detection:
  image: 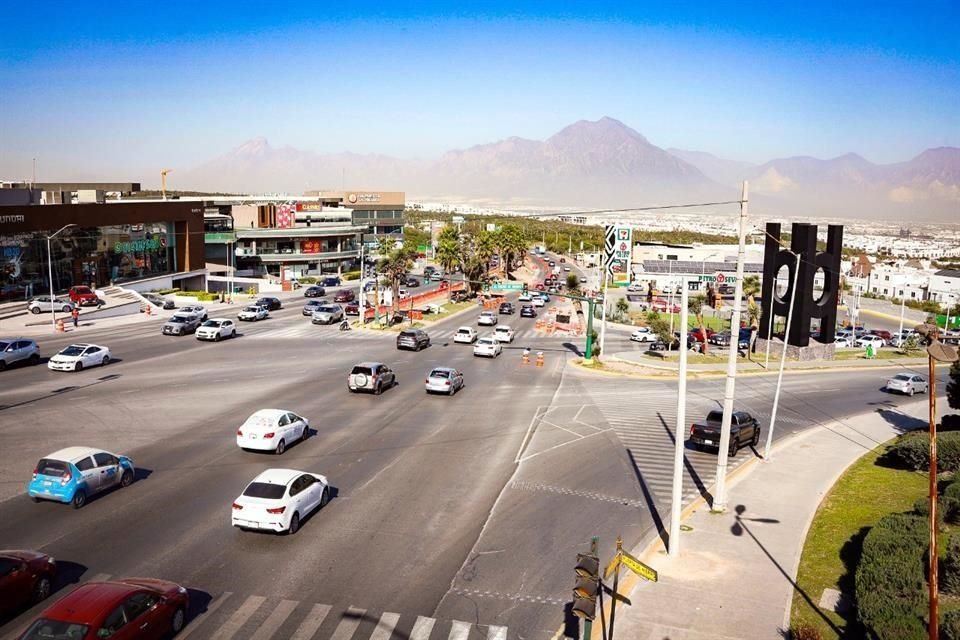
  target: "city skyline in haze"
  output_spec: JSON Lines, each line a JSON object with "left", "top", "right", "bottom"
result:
{"left": 1, "top": 1, "right": 958, "bottom": 182}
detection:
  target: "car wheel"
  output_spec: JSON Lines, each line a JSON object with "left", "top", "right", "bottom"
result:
{"left": 101, "top": 355, "right": 110, "bottom": 366}
{"left": 75, "top": 362, "right": 83, "bottom": 372}
{"left": 909, "top": 388, "right": 915, "bottom": 397}
{"left": 62, "top": 306, "right": 72, "bottom": 313}
{"left": 34, "top": 576, "right": 52, "bottom": 602}
{"left": 171, "top": 607, "right": 186, "bottom": 635}
{"left": 728, "top": 437, "right": 739, "bottom": 458}
{"left": 288, "top": 512, "right": 300, "bottom": 535}
{"left": 751, "top": 427, "right": 761, "bottom": 447}
{"left": 231, "top": 330, "right": 237, "bottom": 338}
{"left": 30, "top": 496, "right": 40, "bottom": 503}
{"left": 448, "top": 385, "right": 455, "bottom": 396}
{"left": 30, "top": 307, "right": 41, "bottom": 314}
{"left": 29, "top": 353, "right": 40, "bottom": 365}
{"left": 119, "top": 470, "right": 133, "bottom": 487}
{"left": 71, "top": 490, "right": 86, "bottom": 509}
{"left": 320, "top": 487, "right": 329, "bottom": 508}
{"left": 214, "top": 334, "right": 221, "bottom": 342}
{"left": 275, "top": 439, "right": 286, "bottom": 455}
{"left": 374, "top": 382, "right": 382, "bottom": 395}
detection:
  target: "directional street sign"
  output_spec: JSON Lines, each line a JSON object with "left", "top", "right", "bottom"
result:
{"left": 620, "top": 552, "right": 658, "bottom": 582}
{"left": 491, "top": 282, "right": 524, "bottom": 291}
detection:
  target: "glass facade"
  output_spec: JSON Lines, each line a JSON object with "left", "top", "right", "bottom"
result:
{"left": 0, "top": 222, "right": 176, "bottom": 302}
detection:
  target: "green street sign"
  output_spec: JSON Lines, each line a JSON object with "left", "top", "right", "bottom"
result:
{"left": 491, "top": 282, "right": 524, "bottom": 291}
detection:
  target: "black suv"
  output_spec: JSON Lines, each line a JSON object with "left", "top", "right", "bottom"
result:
{"left": 499, "top": 302, "right": 514, "bottom": 315}
{"left": 321, "top": 276, "right": 341, "bottom": 287}
{"left": 520, "top": 305, "right": 537, "bottom": 318}
{"left": 397, "top": 329, "right": 431, "bottom": 351}
{"left": 304, "top": 285, "right": 326, "bottom": 298}
{"left": 255, "top": 297, "right": 282, "bottom": 311}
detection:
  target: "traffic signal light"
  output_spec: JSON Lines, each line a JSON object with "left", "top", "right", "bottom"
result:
{"left": 572, "top": 553, "right": 600, "bottom": 620}
{"left": 522, "top": 283, "right": 529, "bottom": 294}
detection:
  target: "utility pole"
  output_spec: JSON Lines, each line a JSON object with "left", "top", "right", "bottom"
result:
{"left": 32, "top": 157, "right": 37, "bottom": 184}
{"left": 584, "top": 296, "right": 596, "bottom": 361}
{"left": 670, "top": 276, "right": 690, "bottom": 556}
{"left": 599, "top": 270, "right": 609, "bottom": 357}
{"left": 358, "top": 237, "right": 365, "bottom": 324}
{"left": 897, "top": 295, "right": 906, "bottom": 350}
{"left": 713, "top": 181, "right": 749, "bottom": 512}
{"left": 763, "top": 251, "right": 801, "bottom": 459}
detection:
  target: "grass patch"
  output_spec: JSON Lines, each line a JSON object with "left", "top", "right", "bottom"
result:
{"left": 833, "top": 349, "right": 924, "bottom": 361}
{"left": 790, "top": 445, "right": 927, "bottom": 638}
{"left": 636, "top": 351, "right": 737, "bottom": 365}
{"left": 422, "top": 301, "right": 476, "bottom": 321}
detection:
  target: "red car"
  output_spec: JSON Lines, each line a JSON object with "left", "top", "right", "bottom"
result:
{"left": 535, "top": 283, "right": 545, "bottom": 291}
{"left": 333, "top": 289, "right": 355, "bottom": 303}
{"left": 690, "top": 328, "right": 717, "bottom": 343}
{"left": 344, "top": 301, "right": 360, "bottom": 315}
{"left": 19, "top": 578, "right": 189, "bottom": 640}
{"left": 68, "top": 286, "right": 99, "bottom": 307}
{"left": 0, "top": 550, "right": 56, "bottom": 617}
{"left": 651, "top": 298, "right": 681, "bottom": 314}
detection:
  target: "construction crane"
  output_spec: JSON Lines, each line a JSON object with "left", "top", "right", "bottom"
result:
{"left": 161, "top": 168, "right": 172, "bottom": 199}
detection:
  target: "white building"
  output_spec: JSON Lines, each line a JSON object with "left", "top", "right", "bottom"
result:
{"left": 928, "top": 270, "right": 960, "bottom": 308}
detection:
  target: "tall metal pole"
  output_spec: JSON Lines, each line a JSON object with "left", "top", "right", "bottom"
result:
{"left": 763, "top": 252, "right": 801, "bottom": 459}
{"left": 583, "top": 536, "right": 599, "bottom": 640}
{"left": 358, "top": 237, "right": 365, "bottom": 323}
{"left": 928, "top": 329, "right": 939, "bottom": 640}
{"left": 713, "top": 181, "right": 749, "bottom": 512}
{"left": 599, "top": 270, "right": 609, "bottom": 357}
{"left": 608, "top": 537, "right": 623, "bottom": 640}
{"left": 585, "top": 298, "right": 595, "bottom": 361}
{"left": 47, "top": 224, "right": 76, "bottom": 330}
{"left": 898, "top": 295, "right": 906, "bottom": 351}
{"left": 670, "top": 277, "right": 690, "bottom": 556}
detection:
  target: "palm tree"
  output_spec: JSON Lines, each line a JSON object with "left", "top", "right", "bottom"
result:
{"left": 474, "top": 230, "right": 497, "bottom": 278}
{"left": 435, "top": 227, "right": 461, "bottom": 299}
{"left": 495, "top": 224, "right": 526, "bottom": 281}
{"left": 742, "top": 275, "right": 760, "bottom": 306}
{"left": 376, "top": 238, "right": 416, "bottom": 322}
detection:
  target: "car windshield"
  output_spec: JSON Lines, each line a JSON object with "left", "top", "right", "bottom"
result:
{"left": 243, "top": 307, "right": 259, "bottom": 312}
{"left": 430, "top": 369, "right": 450, "bottom": 378}
{"left": 351, "top": 365, "right": 373, "bottom": 375}
{"left": 36, "top": 458, "right": 69, "bottom": 476}
{"left": 242, "top": 482, "right": 286, "bottom": 500}
{"left": 0, "top": 341, "right": 8, "bottom": 350}
{"left": 59, "top": 346, "right": 85, "bottom": 356}
{"left": 202, "top": 320, "right": 220, "bottom": 327}
{"left": 893, "top": 374, "right": 912, "bottom": 381}
{"left": 21, "top": 619, "right": 90, "bottom": 640}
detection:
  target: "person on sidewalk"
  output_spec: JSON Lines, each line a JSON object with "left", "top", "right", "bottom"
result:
{"left": 71, "top": 306, "right": 80, "bottom": 327}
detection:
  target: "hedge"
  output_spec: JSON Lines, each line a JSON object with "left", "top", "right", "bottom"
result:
{"left": 342, "top": 270, "right": 362, "bottom": 281}
{"left": 884, "top": 431, "right": 960, "bottom": 473}
{"left": 297, "top": 276, "right": 317, "bottom": 284}
{"left": 855, "top": 513, "right": 928, "bottom": 639}
{"left": 943, "top": 537, "right": 960, "bottom": 596}
{"left": 944, "top": 609, "right": 960, "bottom": 640}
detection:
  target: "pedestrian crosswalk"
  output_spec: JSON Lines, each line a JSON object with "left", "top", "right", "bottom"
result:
{"left": 5, "top": 576, "right": 511, "bottom": 640}
{"left": 238, "top": 321, "right": 571, "bottom": 344}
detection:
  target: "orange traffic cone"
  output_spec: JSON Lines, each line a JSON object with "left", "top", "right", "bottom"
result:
{"left": 56, "top": 319, "right": 65, "bottom": 332}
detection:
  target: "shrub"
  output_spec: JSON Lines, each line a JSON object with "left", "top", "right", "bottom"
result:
{"left": 943, "top": 609, "right": 960, "bottom": 640}
{"left": 342, "top": 270, "right": 362, "bottom": 281}
{"left": 156, "top": 288, "right": 180, "bottom": 295}
{"left": 789, "top": 622, "right": 823, "bottom": 640}
{"left": 942, "top": 537, "right": 960, "bottom": 596}
{"left": 885, "top": 431, "right": 960, "bottom": 473}
{"left": 297, "top": 276, "right": 317, "bottom": 284}
{"left": 911, "top": 496, "right": 946, "bottom": 529}
{"left": 855, "top": 513, "right": 928, "bottom": 640}
{"left": 943, "top": 414, "right": 960, "bottom": 431}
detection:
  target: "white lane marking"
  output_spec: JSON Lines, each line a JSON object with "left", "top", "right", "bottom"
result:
{"left": 369, "top": 611, "right": 401, "bottom": 640}
{"left": 178, "top": 592, "right": 233, "bottom": 639}
{"left": 209, "top": 594, "right": 266, "bottom": 640}
{"left": 487, "top": 625, "right": 508, "bottom": 640}
{"left": 250, "top": 599, "right": 299, "bottom": 640}
{"left": 290, "top": 603, "right": 331, "bottom": 640}
{"left": 448, "top": 620, "right": 471, "bottom": 640}
{"left": 409, "top": 616, "right": 437, "bottom": 640}
{"left": 329, "top": 606, "right": 366, "bottom": 640}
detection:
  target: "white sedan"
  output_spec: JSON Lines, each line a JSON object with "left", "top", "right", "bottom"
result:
{"left": 630, "top": 328, "right": 656, "bottom": 343}
{"left": 237, "top": 409, "right": 309, "bottom": 455}
{"left": 885, "top": 373, "right": 929, "bottom": 396}
{"left": 532, "top": 296, "right": 545, "bottom": 307}
{"left": 494, "top": 326, "right": 515, "bottom": 343}
{"left": 47, "top": 344, "right": 111, "bottom": 372}
{"left": 517, "top": 292, "right": 533, "bottom": 302}
{"left": 196, "top": 318, "right": 237, "bottom": 341}
{"left": 232, "top": 468, "right": 330, "bottom": 535}
{"left": 178, "top": 305, "right": 208, "bottom": 321}
{"left": 454, "top": 327, "right": 478, "bottom": 344}
{"left": 834, "top": 337, "right": 852, "bottom": 348}
{"left": 855, "top": 335, "right": 886, "bottom": 348}
{"left": 238, "top": 306, "right": 269, "bottom": 321}
{"left": 477, "top": 311, "right": 498, "bottom": 326}
{"left": 473, "top": 337, "right": 503, "bottom": 358}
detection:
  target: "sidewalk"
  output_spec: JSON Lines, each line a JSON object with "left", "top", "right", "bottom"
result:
{"left": 609, "top": 401, "right": 935, "bottom": 640}
{"left": 609, "top": 350, "right": 932, "bottom": 374}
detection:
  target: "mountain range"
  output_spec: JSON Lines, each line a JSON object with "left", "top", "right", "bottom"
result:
{"left": 178, "top": 117, "right": 960, "bottom": 221}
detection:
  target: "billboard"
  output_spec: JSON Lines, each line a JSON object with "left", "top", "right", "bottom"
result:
{"left": 604, "top": 225, "right": 632, "bottom": 286}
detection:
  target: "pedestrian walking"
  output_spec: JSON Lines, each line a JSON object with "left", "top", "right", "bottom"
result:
{"left": 96, "top": 297, "right": 105, "bottom": 310}
{"left": 71, "top": 306, "right": 80, "bottom": 328}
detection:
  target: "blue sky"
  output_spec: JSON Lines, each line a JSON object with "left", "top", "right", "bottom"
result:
{"left": 1, "top": 1, "right": 958, "bottom": 179}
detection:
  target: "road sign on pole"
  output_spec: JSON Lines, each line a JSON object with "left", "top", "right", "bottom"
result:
{"left": 620, "top": 551, "right": 658, "bottom": 582}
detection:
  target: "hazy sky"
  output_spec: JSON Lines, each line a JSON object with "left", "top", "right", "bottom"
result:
{"left": 2, "top": 1, "right": 958, "bottom": 180}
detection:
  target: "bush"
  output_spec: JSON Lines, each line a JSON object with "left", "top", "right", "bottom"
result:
{"left": 789, "top": 622, "right": 823, "bottom": 640}
{"left": 942, "top": 537, "right": 960, "bottom": 596}
{"left": 885, "top": 431, "right": 960, "bottom": 473}
{"left": 155, "top": 288, "right": 180, "bottom": 295}
{"left": 943, "top": 414, "right": 960, "bottom": 430}
{"left": 297, "top": 276, "right": 317, "bottom": 284}
{"left": 342, "top": 270, "right": 362, "bottom": 281}
{"left": 911, "top": 496, "right": 946, "bottom": 529}
{"left": 855, "top": 513, "right": 928, "bottom": 639}
{"left": 943, "top": 609, "right": 960, "bottom": 640}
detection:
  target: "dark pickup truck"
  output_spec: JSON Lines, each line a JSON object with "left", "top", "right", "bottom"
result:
{"left": 688, "top": 409, "right": 761, "bottom": 456}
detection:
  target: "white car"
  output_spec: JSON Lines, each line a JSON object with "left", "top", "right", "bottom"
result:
{"left": 473, "top": 337, "right": 503, "bottom": 358}
{"left": 478, "top": 311, "right": 498, "bottom": 326}
{"left": 517, "top": 292, "right": 533, "bottom": 302}
{"left": 232, "top": 468, "right": 330, "bottom": 535}
{"left": 238, "top": 305, "right": 269, "bottom": 321}
{"left": 627, "top": 283, "right": 643, "bottom": 292}
{"left": 630, "top": 327, "right": 656, "bottom": 343}
{"left": 532, "top": 296, "right": 545, "bottom": 307}
{"left": 236, "top": 409, "right": 310, "bottom": 455}
{"left": 564, "top": 266, "right": 571, "bottom": 272}
{"left": 493, "top": 326, "right": 515, "bottom": 343}
{"left": 47, "top": 344, "right": 111, "bottom": 372}
{"left": 834, "top": 337, "right": 852, "bottom": 348}
{"left": 178, "top": 305, "right": 208, "bottom": 321}
{"left": 855, "top": 335, "right": 886, "bottom": 348}
{"left": 196, "top": 318, "right": 237, "bottom": 341}
{"left": 27, "top": 296, "right": 74, "bottom": 314}
{"left": 454, "top": 327, "right": 478, "bottom": 344}
{"left": 885, "top": 373, "right": 929, "bottom": 396}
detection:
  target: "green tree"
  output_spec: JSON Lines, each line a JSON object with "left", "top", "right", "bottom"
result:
{"left": 645, "top": 311, "right": 673, "bottom": 348}
{"left": 688, "top": 293, "right": 709, "bottom": 354}
{"left": 494, "top": 224, "right": 527, "bottom": 281}
{"left": 566, "top": 272, "right": 580, "bottom": 292}
{"left": 435, "top": 226, "right": 462, "bottom": 298}
{"left": 376, "top": 237, "right": 416, "bottom": 322}
{"left": 402, "top": 225, "right": 430, "bottom": 253}
{"left": 615, "top": 297, "right": 629, "bottom": 321}
{"left": 948, "top": 361, "right": 960, "bottom": 412}
{"left": 742, "top": 275, "right": 760, "bottom": 306}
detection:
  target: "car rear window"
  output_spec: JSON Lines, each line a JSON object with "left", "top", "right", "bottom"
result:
{"left": 706, "top": 411, "right": 725, "bottom": 423}
{"left": 430, "top": 369, "right": 450, "bottom": 378}
{"left": 242, "top": 482, "right": 286, "bottom": 499}
{"left": 457, "top": 329, "right": 471, "bottom": 334}
{"left": 21, "top": 619, "right": 90, "bottom": 640}
{"left": 351, "top": 366, "right": 373, "bottom": 375}
{"left": 36, "top": 459, "right": 69, "bottom": 476}
{"left": 892, "top": 374, "right": 912, "bottom": 381}
{"left": 399, "top": 331, "right": 416, "bottom": 338}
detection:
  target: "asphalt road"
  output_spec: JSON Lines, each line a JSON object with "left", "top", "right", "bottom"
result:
{"left": 0, "top": 275, "right": 946, "bottom": 640}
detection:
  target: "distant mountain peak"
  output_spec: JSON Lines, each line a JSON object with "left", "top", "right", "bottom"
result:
{"left": 235, "top": 137, "right": 272, "bottom": 155}
{"left": 549, "top": 116, "right": 649, "bottom": 144}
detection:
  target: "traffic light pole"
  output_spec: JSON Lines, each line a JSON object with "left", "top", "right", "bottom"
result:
{"left": 585, "top": 298, "right": 596, "bottom": 361}
{"left": 583, "top": 536, "right": 599, "bottom": 640}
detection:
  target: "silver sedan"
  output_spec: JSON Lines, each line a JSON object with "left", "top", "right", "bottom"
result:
{"left": 425, "top": 367, "right": 465, "bottom": 395}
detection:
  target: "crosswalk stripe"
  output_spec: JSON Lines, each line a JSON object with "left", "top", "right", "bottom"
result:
{"left": 409, "top": 615, "right": 436, "bottom": 640}
{"left": 179, "top": 592, "right": 233, "bottom": 639}
{"left": 368, "top": 611, "right": 401, "bottom": 640}
{"left": 487, "top": 625, "right": 508, "bottom": 640}
{"left": 448, "top": 620, "right": 471, "bottom": 640}
{"left": 329, "top": 606, "right": 366, "bottom": 640}
{"left": 290, "top": 603, "right": 332, "bottom": 640}
{"left": 210, "top": 595, "right": 266, "bottom": 640}
{"left": 250, "top": 599, "right": 299, "bottom": 640}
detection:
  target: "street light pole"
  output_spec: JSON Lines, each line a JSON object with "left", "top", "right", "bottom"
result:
{"left": 670, "top": 276, "right": 690, "bottom": 556}
{"left": 47, "top": 224, "right": 76, "bottom": 330}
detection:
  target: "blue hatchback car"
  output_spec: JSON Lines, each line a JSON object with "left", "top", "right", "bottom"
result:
{"left": 28, "top": 447, "right": 135, "bottom": 509}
